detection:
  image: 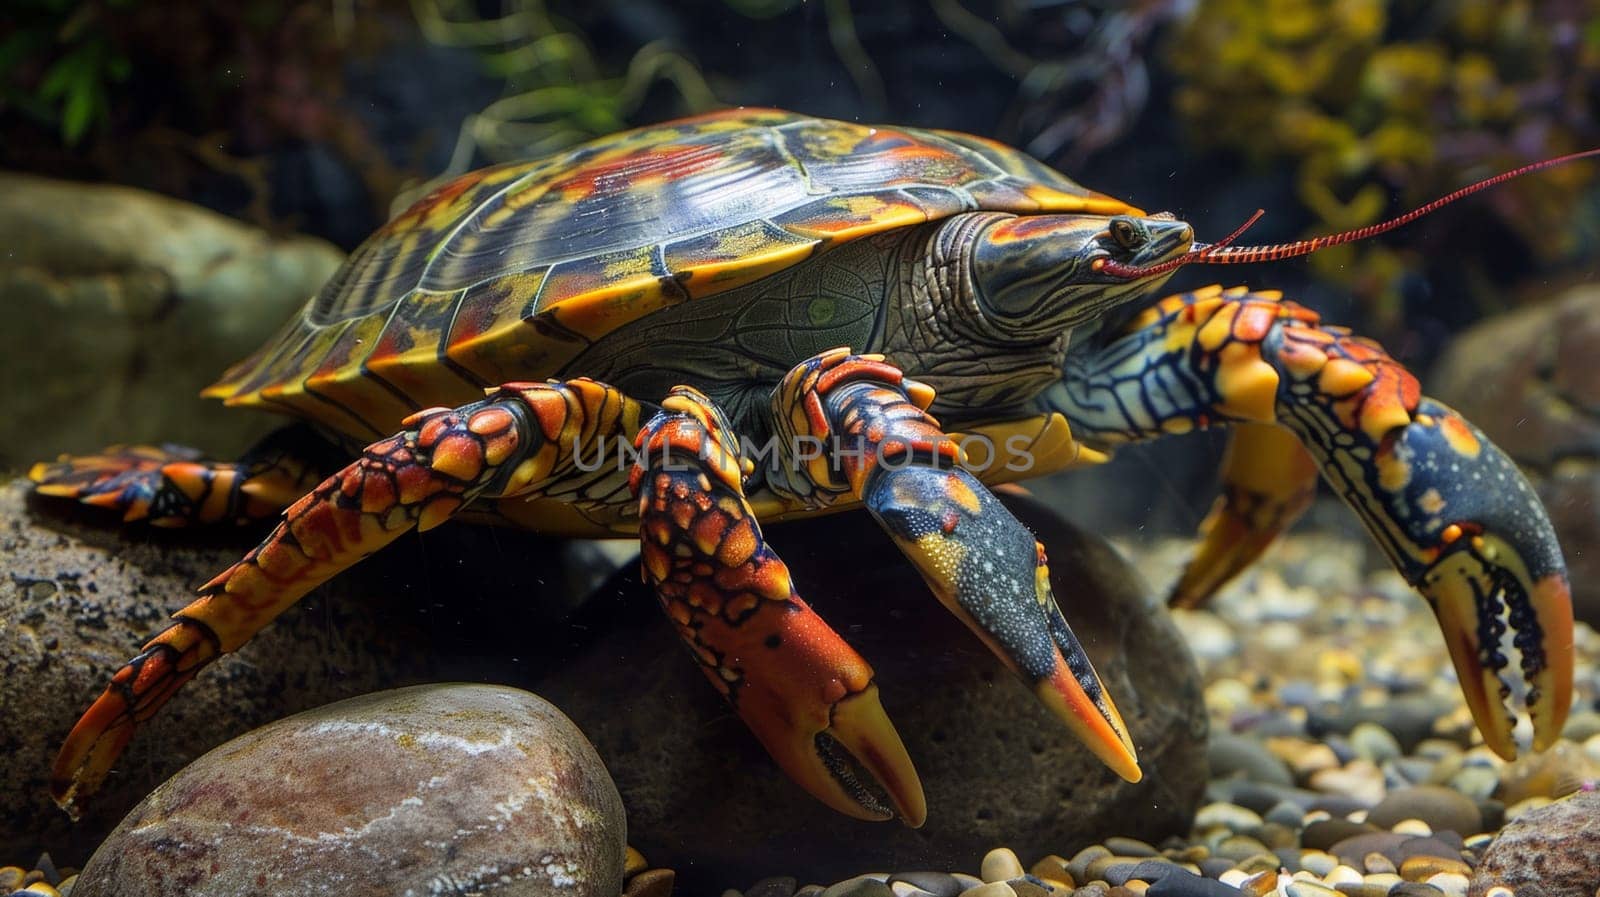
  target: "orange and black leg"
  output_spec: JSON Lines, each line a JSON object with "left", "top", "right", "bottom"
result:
{"left": 629, "top": 387, "right": 925, "bottom": 825}
{"left": 763, "top": 349, "right": 1141, "bottom": 784}
{"left": 29, "top": 428, "right": 331, "bottom": 527}
{"left": 1168, "top": 422, "right": 1319, "bottom": 609}
{"left": 1058, "top": 285, "right": 1574, "bottom": 758}
{"left": 50, "top": 379, "right": 646, "bottom": 817}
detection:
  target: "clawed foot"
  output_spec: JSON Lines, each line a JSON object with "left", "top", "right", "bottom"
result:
{"left": 631, "top": 386, "right": 926, "bottom": 824}
{"left": 1396, "top": 400, "right": 1573, "bottom": 758}
{"left": 31, "top": 443, "right": 316, "bottom": 526}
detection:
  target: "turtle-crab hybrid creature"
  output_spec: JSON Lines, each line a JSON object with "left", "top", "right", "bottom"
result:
{"left": 32, "top": 109, "right": 1576, "bottom": 826}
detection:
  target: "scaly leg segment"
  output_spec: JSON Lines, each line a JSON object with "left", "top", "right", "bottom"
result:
{"left": 1169, "top": 422, "right": 1319, "bottom": 609}
{"left": 29, "top": 429, "right": 328, "bottom": 526}
{"left": 629, "top": 387, "right": 924, "bottom": 825}
{"left": 1059, "top": 285, "right": 1574, "bottom": 757}
{"left": 51, "top": 379, "right": 645, "bottom": 817}
{"left": 768, "top": 348, "right": 1141, "bottom": 783}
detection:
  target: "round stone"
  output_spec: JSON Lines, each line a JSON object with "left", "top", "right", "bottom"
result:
{"left": 1208, "top": 733, "right": 1295, "bottom": 787}
{"left": 981, "top": 849, "right": 1024, "bottom": 884}
{"left": 1348, "top": 724, "right": 1403, "bottom": 765}
{"left": 1367, "top": 786, "right": 1484, "bottom": 836}
{"left": 69, "top": 684, "right": 626, "bottom": 897}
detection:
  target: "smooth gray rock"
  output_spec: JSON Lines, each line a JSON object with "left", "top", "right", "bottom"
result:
{"left": 71, "top": 684, "right": 626, "bottom": 897}
{"left": 0, "top": 172, "right": 344, "bottom": 470}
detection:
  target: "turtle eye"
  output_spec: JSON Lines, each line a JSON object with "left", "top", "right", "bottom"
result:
{"left": 1109, "top": 217, "right": 1143, "bottom": 251}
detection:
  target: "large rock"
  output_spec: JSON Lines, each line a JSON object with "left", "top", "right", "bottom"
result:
{"left": 0, "top": 173, "right": 344, "bottom": 471}
{"left": 71, "top": 684, "right": 626, "bottom": 897}
{"left": 1469, "top": 789, "right": 1600, "bottom": 897}
{"left": 1431, "top": 285, "right": 1600, "bottom": 625}
{"left": 0, "top": 479, "right": 439, "bottom": 864}
{"left": 540, "top": 492, "right": 1209, "bottom": 891}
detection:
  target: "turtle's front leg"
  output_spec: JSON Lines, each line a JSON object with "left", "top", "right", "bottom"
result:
{"left": 50, "top": 379, "right": 644, "bottom": 817}
{"left": 1059, "top": 285, "right": 1574, "bottom": 758}
{"left": 628, "top": 388, "right": 925, "bottom": 825}
{"left": 764, "top": 349, "right": 1141, "bottom": 784}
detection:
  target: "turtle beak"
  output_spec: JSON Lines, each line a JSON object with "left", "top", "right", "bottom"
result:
{"left": 740, "top": 677, "right": 927, "bottom": 826}
{"left": 1423, "top": 537, "right": 1574, "bottom": 758}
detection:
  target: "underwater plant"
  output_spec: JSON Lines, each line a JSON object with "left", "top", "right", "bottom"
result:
{"left": 1166, "top": 0, "right": 1600, "bottom": 329}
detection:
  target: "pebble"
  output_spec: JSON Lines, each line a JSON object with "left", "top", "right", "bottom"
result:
{"left": 1066, "top": 846, "right": 1112, "bottom": 883}
{"left": 1238, "top": 870, "right": 1277, "bottom": 896}
{"left": 1265, "top": 800, "right": 1306, "bottom": 827}
{"left": 888, "top": 873, "right": 963, "bottom": 897}
{"left": 1308, "top": 762, "right": 1386, "bottom": 805}
{"left": 1103, "top": 837, "right": 1159, "bottom": 858}
{"left": 1298, "top": 851, "right": 1337, "bottom": 876}
{"left": 1215, "top": 836, "right": 1271, "bottom": 862}
{"left": 1361, "top": 853, "right": 1397, "bottom": 874}
{"left": 1269, "top": 738, "right": 1342, "bottom": 779}
{"left": 625, "top": 848, "right": 649, "bottom": 878}
{"left": 1368, "top": 785, "right": 1484, "bottom": 836}
{"left": 1423, "top": 872, "right": 1468, "bottom": 897}
{"left": 1445, "top": 765, "right": 1499, "bottom": 802}
{"left": 822, "top": 876, "right": 894, "bottom": 897}
{"left": 1025, "top": 858, "right": 1073, "bottom": 889}
{"left": 1302, "top": 819, "right": 1379, "bottom": 851}
{"left": 627, "top": 870, "right": 676, "bottom": 897}
{"left": 955, "top": 882, "right": 1012, "bottom": 897}
{"left": 1103, "top": 860, "right": 1184, "bottom": 887}
{"left": 1348, "top": 724, "right": 1403, "bottom": 765}
{"left": 1209, "top": 732, "right": 1296, "bottom": 786}
{"left": 1390, "top": 819, "right": 1433, "bottom": 836}
{"left": 1145, "top": 872, "right": 1247, "bottom": 897}
{"left": 980, "top": 849, "right": 1024, "bottom": 884}
{"left": 1004, "top": 878, "right": 1050, "bottom": 897}
{"left": 1193, "top": 802, "right": 1263, "bottom": 832}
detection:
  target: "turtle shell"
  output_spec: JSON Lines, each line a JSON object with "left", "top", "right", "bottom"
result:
{"left": 206, "top": 108, "right": 1143, "bottom": 438}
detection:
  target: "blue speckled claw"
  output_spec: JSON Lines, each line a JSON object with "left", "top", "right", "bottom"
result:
{"left": 771, "top": 349, "right": 1141, "bottom": 784}
{"left": 1390, "top": 399, "right": 1573, "bottom": 759}
{"left": 865, "top": 465, "right": 1142, "bottom": 783}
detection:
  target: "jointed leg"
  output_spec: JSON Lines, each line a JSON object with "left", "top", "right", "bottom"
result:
{"left": 1058, "top": 285, "right": 1573, "bottom": 757}
{"left": 1170, "top": 422, "right": 1318, "bottom": 608}
{"left": 630, "top": 388, "right": 924, "bottom": 824}
{"left": 30, "top": 428, "right": 329, "bottom": 526}
{"left": 51, "top": 380, "right": 645, "bottom": 817}
{"left": 764, "top": 349, "right": 1141, "bottom": 783}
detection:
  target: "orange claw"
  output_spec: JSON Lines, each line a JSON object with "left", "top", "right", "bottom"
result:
{"left": 632, "top": 386, "right": 926, "bottom": 825}
{"left": 51, "top": 620, "right": 216, "bottom": 819}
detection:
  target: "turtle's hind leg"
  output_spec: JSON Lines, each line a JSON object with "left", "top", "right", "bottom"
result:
{"left": 51, "top": 381, "right": 645, "bottom": 818}
{"left": 29, "top": 427, "right": 330, "bottom": 527}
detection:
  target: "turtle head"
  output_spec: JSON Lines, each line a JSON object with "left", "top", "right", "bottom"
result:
{"left": 970, "top": 213, "right": 1193, "bottom": 338}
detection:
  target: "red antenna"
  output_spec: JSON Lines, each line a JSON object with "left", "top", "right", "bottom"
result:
{"left": 1094, "top": 147, "right": 1600, "bottom": 280}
